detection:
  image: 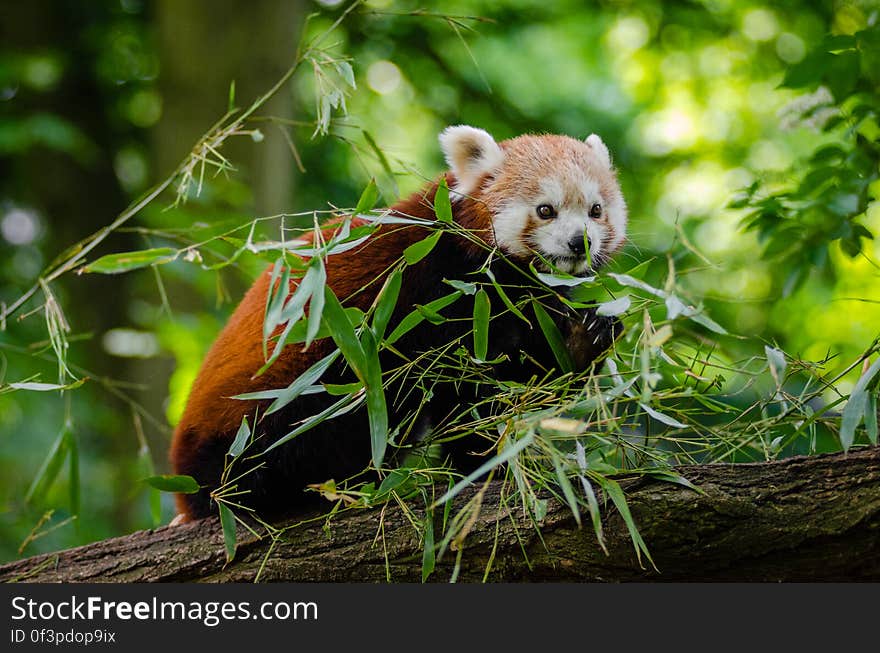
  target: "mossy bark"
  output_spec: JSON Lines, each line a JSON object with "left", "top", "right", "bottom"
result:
{"left": 2, "top": 448, "right": 879, "bottom": 582}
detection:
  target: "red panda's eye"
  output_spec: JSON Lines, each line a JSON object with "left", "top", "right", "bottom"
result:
{"left": 589, "top": 203, "right": 603, "bottom": 219}
{"left": 536, "top": 204, "right": 557, "bottom": 219}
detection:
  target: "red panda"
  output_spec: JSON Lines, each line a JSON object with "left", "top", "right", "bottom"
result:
{"left": 170, "top": 125, "right": 628, "bottom": 521}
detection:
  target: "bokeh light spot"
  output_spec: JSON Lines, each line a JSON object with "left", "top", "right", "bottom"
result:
{"left": 1, "top": 207, "right": 40, "bottom": 245}
{"left": 367, "top": 60, "right": 402, "bottom": 95}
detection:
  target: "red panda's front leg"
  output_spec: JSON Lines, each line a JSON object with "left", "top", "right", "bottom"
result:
{"left": 563, "top": 308, "right": 623, "bottom": 372}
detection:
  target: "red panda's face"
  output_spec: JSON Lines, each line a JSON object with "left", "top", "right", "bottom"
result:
{"left": 440, "top": 126, "right": 627, "bottom": 276}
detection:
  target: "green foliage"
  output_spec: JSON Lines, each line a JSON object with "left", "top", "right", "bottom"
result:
{"left": 739, "top": 23, "right": 880, "bottom": 296}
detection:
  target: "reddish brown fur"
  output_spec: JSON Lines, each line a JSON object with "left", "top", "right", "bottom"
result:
{"left": 170, "top": 175, "right": 493, "bottom": 518}
{"left": 170, "top": 130, "right": 625, "bottom": 521}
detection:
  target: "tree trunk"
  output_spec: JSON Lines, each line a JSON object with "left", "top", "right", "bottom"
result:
{"left": 2, "top": 448, "right": 879, "bottom": 582}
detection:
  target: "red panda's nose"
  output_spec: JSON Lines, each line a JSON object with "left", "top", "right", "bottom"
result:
{"left": 568, "top": 235, "right": 590, "bottom": 256}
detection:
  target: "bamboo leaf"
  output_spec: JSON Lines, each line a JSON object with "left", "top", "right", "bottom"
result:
{"left": 372, "top": 268, "right": 402, "bottom": 342}
{"left": 227, "top": 79, "right": 236, "bottom": 112}
{"left": 552, "top": 454, "right": 581, "bottom": 527}
{"left": 324, "top": 381, "right": 363, "bottom": 395}
{"left": 262, "top": 264, "right": 290, "bottom": 357}
{"left": 473, "top": 289, "right": 490, "bottom": 360}
{"left": 321, "top": 285, "right": 367, "bottom": 379}
{"left": 355, "top": 178, "right": 380, "bottom": 215}
{"left": 144, "top": 474, "right": 200, "bottom": 494}
{"left": 246, "top": 350, "right": 340, "bottom": 415}
{"left": 840, "top": 358, "right": 880, "bottom": 451}
{"left": 866, "top": 392, "right": 878, "bottom": 445}
{"left": 639, "top": 402, "right": 689, "bottom": 429}
{"left": 596, "top": 295, "right": 631, "bottom": 316}
{"left": 219, "top": 503, "right": 237, "bottom": 563}
{"left": 283, "top": 307, "right": 365, "bottom": 348}
{"left": 434, "top": 177, "right": 453, "bottom": 223}
{"left": 7, "top": 379, "right": 86, "bottom": 392}
{"left": 643, "top": 469, "right": 705, "bottom": 494}
{"left": 443, "top": 279, "right": 477, "bottom": 295}
{"left": 361, "top": 328, "right": 388, "bottom": 468}
{"left": 266, "top": 393, "right": 363, "bottom": 453}
{"left": 403, "top": 231, "right": 442, "bottom": 265}
{"left": 433, "top": 432, "right": 535, "bottom": 508}
{"left": 531, "top": 261, "right": 596, "bottom": 287}
{"left": 765, "top": 345, "right": 787, "bottom": 385}
{"left": 81, "top": 248, "right": 178, "bottom": 274}
{"left": 386, "top": 291, "right": 462, "bottom": 346}
{"left": 416, "top": 304, "right": 447, "bottom": 324}
{"left": 596, "top": 475, "right": 654, "bottom": 569}
{"left": 304, "top": 257, "right": 327, "bottom": 349}
{"left": 608, "top": 272, "right": 666, "bottom": 297}
{"left": 228, "top": 416, "right": 251, "bottom": 458}
{"left": 688, "top": 311, "right": 728, "bottom": 335}
{"left": 484, "top": 268, "right": 530, "bottom": 324}
{"left": 421, "top": 510, "right": 435, "bottom": 583}
{"left": 25, "top": 426, "right": 69, "bottom": 505}
{"left": 532, "top": 300, "right": 573, "bottom": 373}
{"left": 574, "top": 441, "right": 606, "bottom": 553}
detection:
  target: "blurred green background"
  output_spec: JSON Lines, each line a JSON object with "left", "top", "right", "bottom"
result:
{"left": 1, "top": 0, "right": 878, "bottom": 561}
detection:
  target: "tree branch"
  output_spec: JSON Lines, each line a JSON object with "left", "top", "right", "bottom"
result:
{"left": 2, "top": 447, "right": 879, "bottom": 582}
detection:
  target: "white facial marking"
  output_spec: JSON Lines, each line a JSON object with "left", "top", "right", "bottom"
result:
{"left": 525, "top": 170, "right": 610, "bottom": 274}
{"left": 492, "top": 200, "right": 531, "bottom": 255}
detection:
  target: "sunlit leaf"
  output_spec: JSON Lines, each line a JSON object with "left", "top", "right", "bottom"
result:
{"left": 434, "top": 177, "right": 453, "bottom": 223}
{"left": 608, "top": 273, "right": 665, "bottom": 297}
{"left": 596, "top": 295, "right": 630, "bottom": 317}
{"left": 355, "top": 178, "right": 380, "bottom": 215}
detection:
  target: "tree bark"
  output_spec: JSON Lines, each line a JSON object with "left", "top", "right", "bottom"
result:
{"left": 2, "top": 448, "right": 879, "bottom": 583}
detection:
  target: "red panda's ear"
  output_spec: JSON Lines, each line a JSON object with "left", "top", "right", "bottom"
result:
{"left": 439, "top": 125, "right": 504, "bottom": 195}
{"left": 585, "top": 134, "right": 612, "bottom": 168}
